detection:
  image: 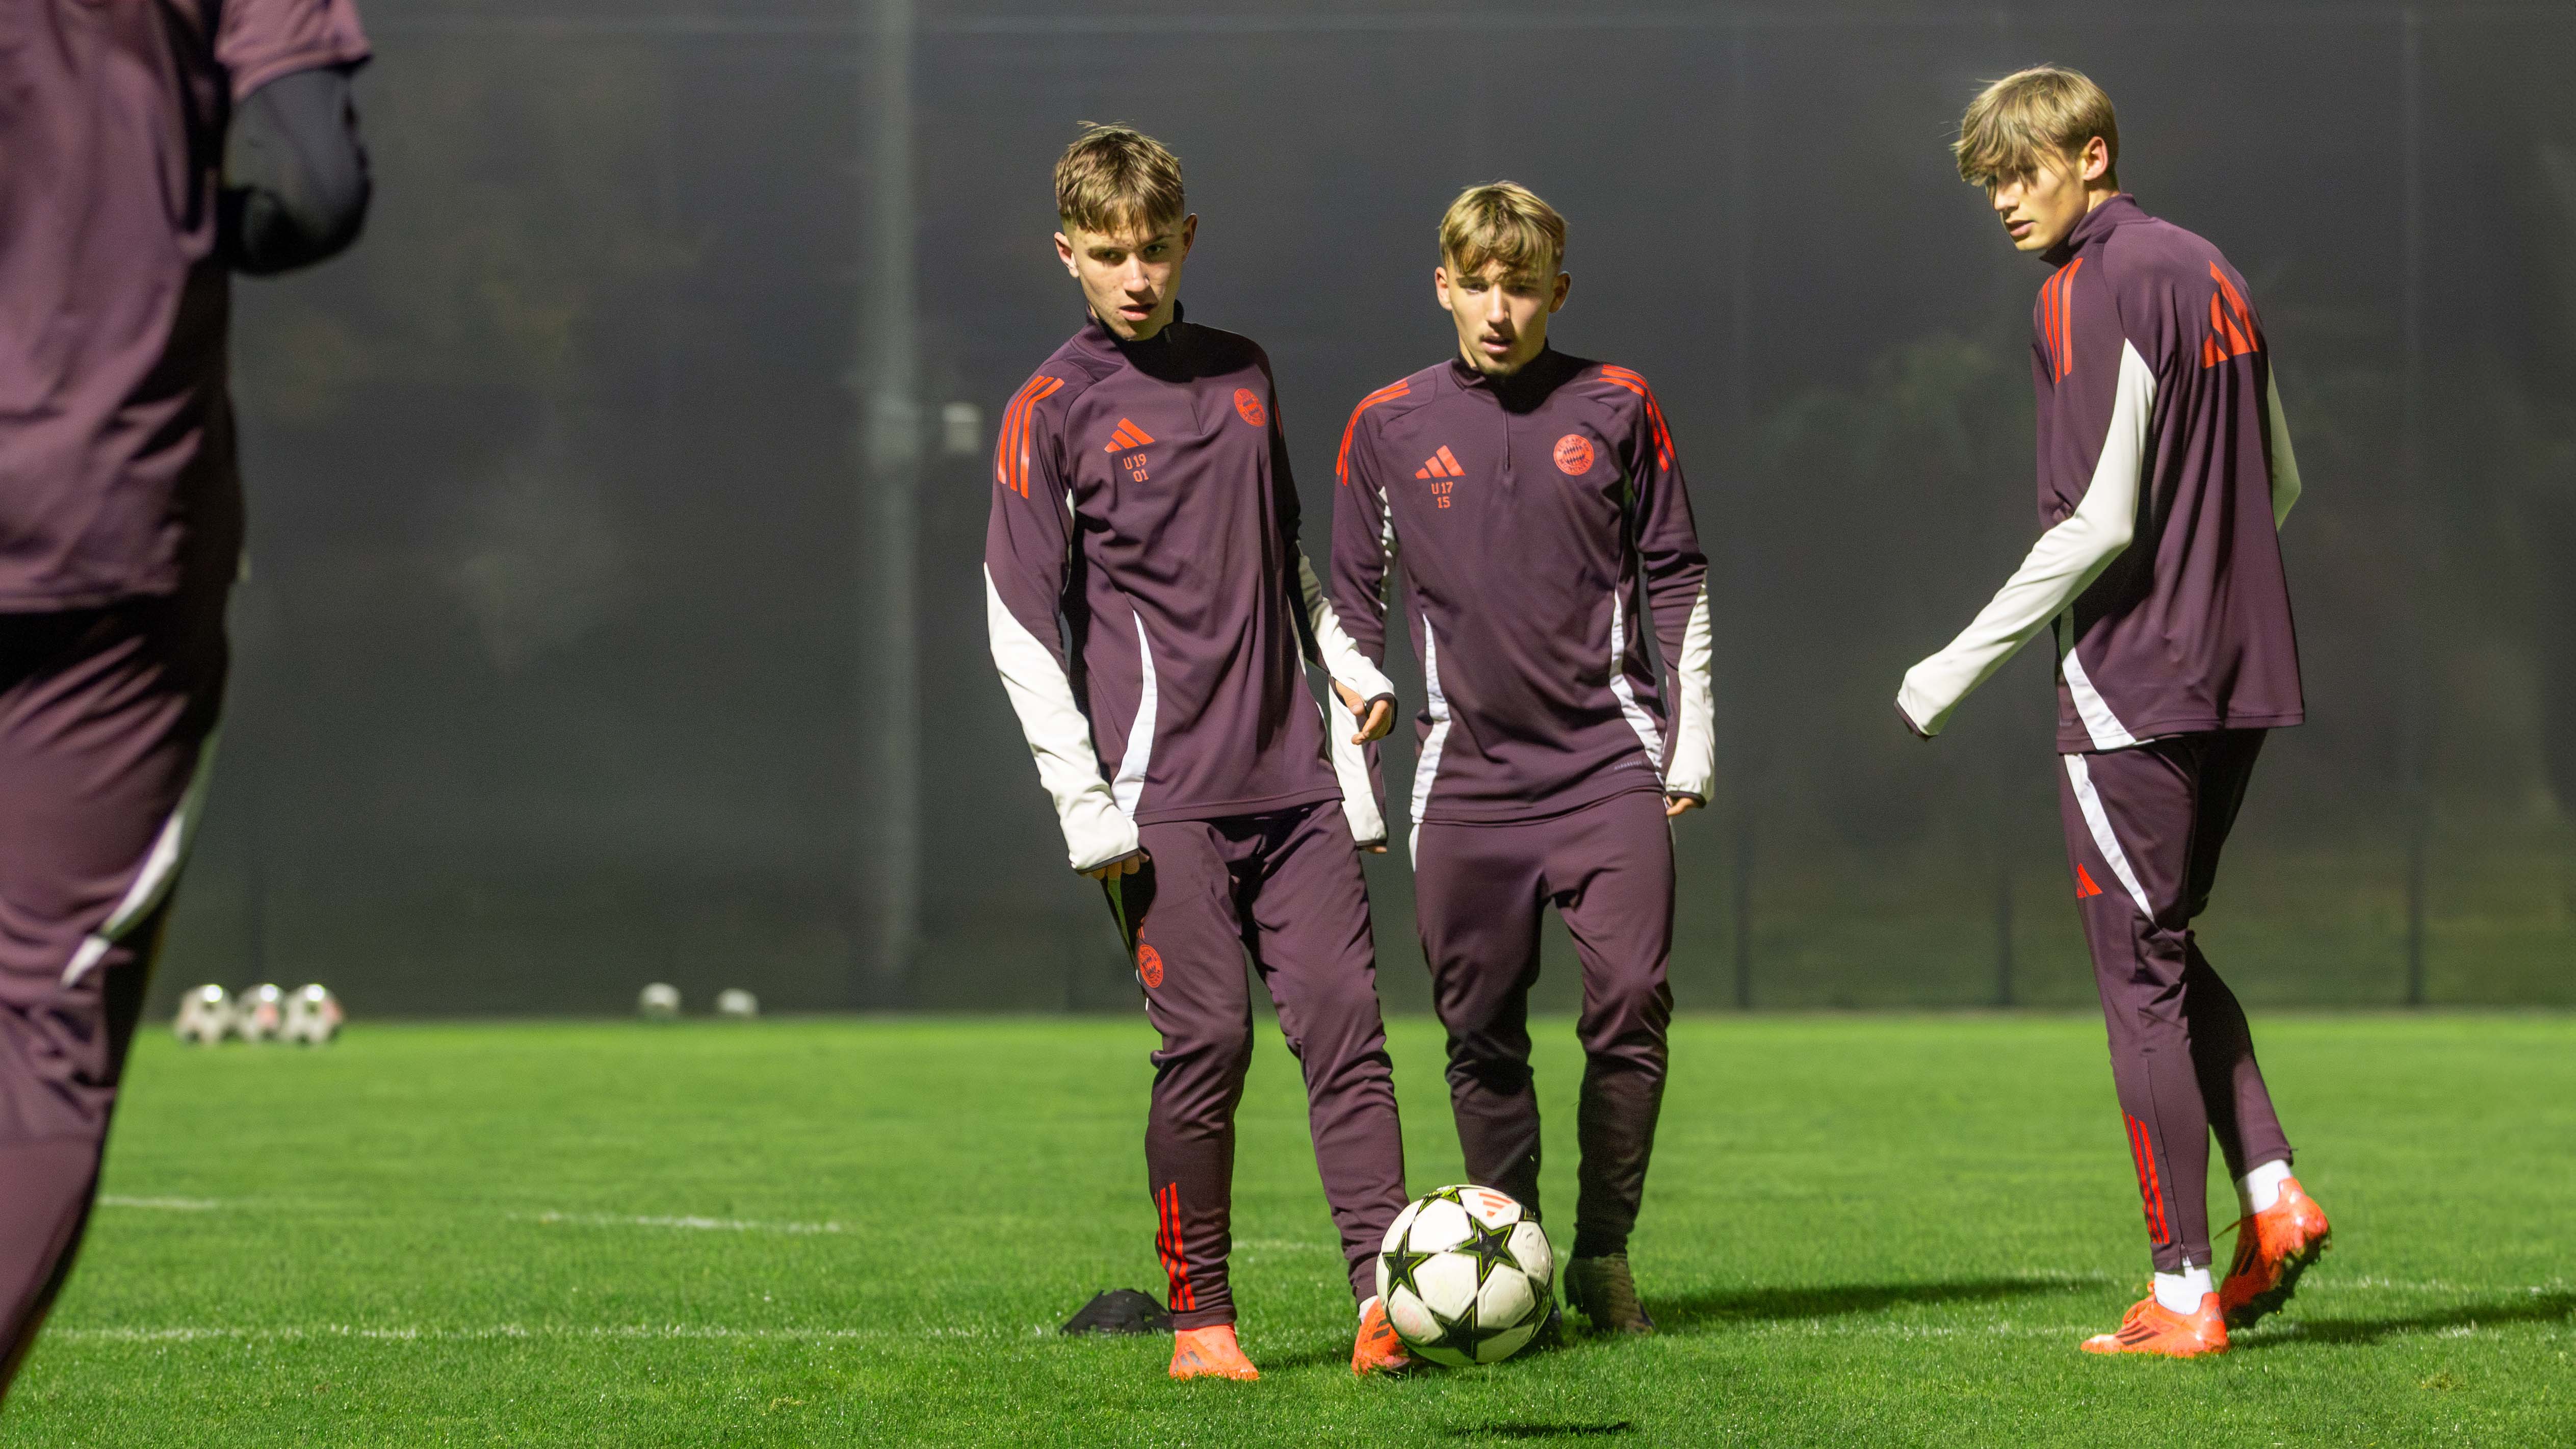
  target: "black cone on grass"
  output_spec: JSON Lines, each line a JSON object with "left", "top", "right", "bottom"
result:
{"left": 1061, "top": 1289, "right": 1172, "bottom": 1335}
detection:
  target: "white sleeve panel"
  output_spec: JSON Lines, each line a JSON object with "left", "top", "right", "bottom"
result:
{"left": 1897, "top": 339, "right": 2156, "bottom": 738}
{"left": 1298, "top": 550, "right": 1397, "bottom": 703}
{"left": 1664, "top": 584, "right": 1716, "bottom": 801}
{"left": 983, "top": 565, "right": 1140, "bottom": 872}
{"left": 1299, "top": 548, "right": 1392, "bottom": 845}
{"left": 2263, "top": 370, "right": 2302, "bottom": 528}
{"left": 1324, "top": 711, "right": 1387, "bottom": 847}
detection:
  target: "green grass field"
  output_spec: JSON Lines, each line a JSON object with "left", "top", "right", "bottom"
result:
{"left": 8, "top": 1013, "right": 2571, "bottom": 1445}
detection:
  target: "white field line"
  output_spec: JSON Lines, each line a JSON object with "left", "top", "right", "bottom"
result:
{"left": 49, "top": 1298, "right": 2570, "bottom": 1350}
{"left": 96, "top": 1195, "right": 222, "bottom": 1211}
{"left": 518, "top": 1212, "right": 848, "bottom": 1235}
{"left": 46, "top": 1324, "right": 1029, "bottom": 1345}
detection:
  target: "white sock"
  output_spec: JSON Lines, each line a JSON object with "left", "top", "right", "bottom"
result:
{"left": 1358, "top": 1295, "right": 1381, "bottom": 1323}
{"left": 2237, "top": 1159, "right": 2294, "bottom": 1217}
{"left": 2154, "top": 1265, "right": 2214, "bottom": 1313}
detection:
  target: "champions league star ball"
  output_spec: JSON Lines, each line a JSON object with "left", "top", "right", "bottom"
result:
{"left": 173, "top": 985, "right": 235, "bottom": 1045}
{"left": 1375, "top": 1184, "right": 1556, "bottom": 1367}
{"left": 280, "top": 985, "right": 344, "bottom": 1045}
{"left": 235, "top": 984, "right": 287, "bottom": 1042}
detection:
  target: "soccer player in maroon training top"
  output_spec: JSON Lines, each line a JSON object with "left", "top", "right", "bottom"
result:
{"left": 1895, "top": 68, "right": 2331, "bottom": 1358}
{"left": 0, "top": 0, "right": 372, "bottom": 1400}
{"left": 984, "top": 127, "right": 1415, "bottom": 1380}
{"left": 1333, "top": 184, "right": 1714, "bottom": 1336}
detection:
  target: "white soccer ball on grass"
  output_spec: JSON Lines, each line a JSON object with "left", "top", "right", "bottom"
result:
{"left": 173, "top": 985, "right": 234, "bottom": 1045}
{"left": 280, "top": 984, "right": 344, "bottom": 1045}
{"left": 638, "top": 983, "right": 682, "bottom": 1020}
{"left": 235, "top": 984, "right": 286, "bottom": 1043}
{"left": 1375, "top": 1183, "right": 1556, "bottom": 1366}
{"left": 714, "top": 988, "right": 758, "bottom": 1019}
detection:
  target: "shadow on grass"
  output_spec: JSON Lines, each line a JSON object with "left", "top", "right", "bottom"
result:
{"left": 1654, "top": 1275, "right": 2096, "bottom": 1332}
{"left": 2235, "top": 1291, "right": 2574, "bottom": 1350}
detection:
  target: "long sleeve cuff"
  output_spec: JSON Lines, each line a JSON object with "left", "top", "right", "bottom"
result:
{"left": 985, "top": 566, "right": 1141, "bottom": 871}
{"left": 1663, "top": 584, "right": 1716, "bottom": 799}
{"left": 1298, "top": 552, "right": 1397, "bottom": 703}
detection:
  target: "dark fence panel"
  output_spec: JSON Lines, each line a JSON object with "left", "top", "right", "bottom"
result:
{"left": 158, "top": 2, "right": 2575, "bottom": 1016}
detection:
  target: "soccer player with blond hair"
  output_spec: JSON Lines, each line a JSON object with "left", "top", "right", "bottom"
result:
{"left": 983, "top": 125, "right": 1416, "bottom": 1380}
{"left": 1333, "top": 183, "right": 1713, "bottom": 1336}
{"left": 1895, "top": 67, "right": 2330, "bottom": 1357}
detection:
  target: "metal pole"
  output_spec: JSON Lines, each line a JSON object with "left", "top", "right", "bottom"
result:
{"left": 862, "top": 0, "right": 921, "bottom": 1007}
{"left": 2399, "top": 8, "right": 2428, "bottom": 1006}
{"left": 1727, "top": 17, "right": 1755, "bottom": 1011}
{"left": 1994, "top": 806, "right": 2015, "bottom": 1007}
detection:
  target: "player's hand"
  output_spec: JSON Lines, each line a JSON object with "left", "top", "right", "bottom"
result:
{"left": 1665, "top": 794, "right": 1704, "bottom": 818}
{"left": 1363, "top": 842, "right": 1387, "bottom": 855}
{"left": 1332, "top": 681, "right": 1396, "bottom": 743}
{"left": 1082, "top": 850, "right": 1148, "bottom": 881}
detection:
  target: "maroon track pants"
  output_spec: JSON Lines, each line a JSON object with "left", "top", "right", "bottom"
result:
{"left": 1104, "top": 800, "right": 1408, "bottom": 1330}
{"left": 2059, "top": 730, "right": 2293, "bottom": 1275}
{"left": 1412, "top": 788, "right": 1674, "bottom": 1260}
{"left": 0, "top": 587, "right": 227, "bottom": 1400}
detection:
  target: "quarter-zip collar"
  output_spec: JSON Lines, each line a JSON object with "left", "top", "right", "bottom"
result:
{"left": 1444, "top": 345, "right": 1575, "bottom": 407}
{"left": 2045, "top": 193, "right": 2144, "bottom": 267}
{"left": 1446, "top": 348, "right": 1583, "bottom": 479}
{"left": 1072, "top": 302, "right": 1190, "bottom": 369}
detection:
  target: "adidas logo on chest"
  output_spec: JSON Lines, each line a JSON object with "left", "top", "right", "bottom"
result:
{"left": 1104, "top": 418, "right": 1156, "bottom": 482}
{"left": 1415, "top": 446, "right": 1464, "bottom": 507}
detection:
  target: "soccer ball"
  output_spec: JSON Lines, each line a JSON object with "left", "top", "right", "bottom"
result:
{"left": 1375, "top": 1184, "right": 1556, "bottom": 1366}
{"left": 280, "top": 985, "right": 344, "bottom": 1045}
{"left": 638, "top": 983, "right": 681, "bottom": 1020}
{"left": 235, "top": 984, "right": 286, "bottom": 1042}
{"left": 173, "top": 985, "right": 234, "bottom": 1045}
{"left": 714, "top": 988, "right": 759, "bottom": 1019}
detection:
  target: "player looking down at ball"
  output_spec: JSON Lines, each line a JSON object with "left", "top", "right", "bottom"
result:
{"left": 1895, "top": 67, "right": 2329, "bottom": 1358}
{"left": 1331, "top": 183, "right": 1714, "bottom": 1336}
{"left": 983, "top": 125, "right": 1416, "bottom": 1380}
{"left": 0, "top": 0, "right": 373, "bottom": 1403}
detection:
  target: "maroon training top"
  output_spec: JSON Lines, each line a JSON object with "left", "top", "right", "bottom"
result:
{"left": 985, "top": 312, "right": 1346, "bottom": 841}
{"left": 0, "top": 0, "right": 370, "bottom": 609}
{"left": 1898, "top": 195, "right": 2307, "bottom": 749}
{"left": 1332, "top": 349, "right": 1710, "bottom": 826}
{"left": 2035, "top": 196, "right": 2304, "bottom": 750}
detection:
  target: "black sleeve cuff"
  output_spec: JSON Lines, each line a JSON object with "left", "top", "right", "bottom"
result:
{"left": 223, "top": 65, "right": 371, "bottom": 276}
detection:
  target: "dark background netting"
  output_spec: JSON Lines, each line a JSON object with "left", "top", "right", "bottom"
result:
{"left": 158, "top": 0, "right": 2576, "bottom": 1017}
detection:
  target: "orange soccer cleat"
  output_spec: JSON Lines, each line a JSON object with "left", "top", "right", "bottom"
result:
{"left": 2080, "top": 1292, "right": 2229, "bottom": 1358}
{"left": 2220, "top": 1175, "right": 2332, "bottom": 1329}
{"left": 1350, "top": 1296, "right": 1413, "bottom": 1377}
{"left": 1169, "top": 1324, "right": 1260, "bottom": 1381}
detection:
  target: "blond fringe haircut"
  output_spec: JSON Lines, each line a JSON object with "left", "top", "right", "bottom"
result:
{"left": 1438, "top": 182, "right": 1566, "bottom": 280}
{"left": 1954, "top": 67, "right": 2119, "bottom": 188}
{"left": 1054, "top": 123, "right": 1185, "bottom": 235}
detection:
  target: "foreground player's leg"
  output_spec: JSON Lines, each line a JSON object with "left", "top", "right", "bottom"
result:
{"left": 1236, "top": 804, "right": 1411, "bottom": 1375}
{"left": 1121, "top": 820, "right": 1257, "bottom": 1362}
{"left": 1549, "top": 792, "right": 1675, "bottom": 1336}
{"left": 1412, "top": 819, "right": 1548, "bottom": 1217}
{"left": 0, "top": 593, "right": 227, "bottom": 1400}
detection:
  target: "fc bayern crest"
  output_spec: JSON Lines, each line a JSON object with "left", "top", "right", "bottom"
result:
{"left": 1136, "top": 943, "right": 1164, "bottom": 988}
{"left": 1233, "top": 388, "right": 1266, "bottom": 427}
{"left": 1553, "top": 433, "right": 1595, "bottom": 476}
